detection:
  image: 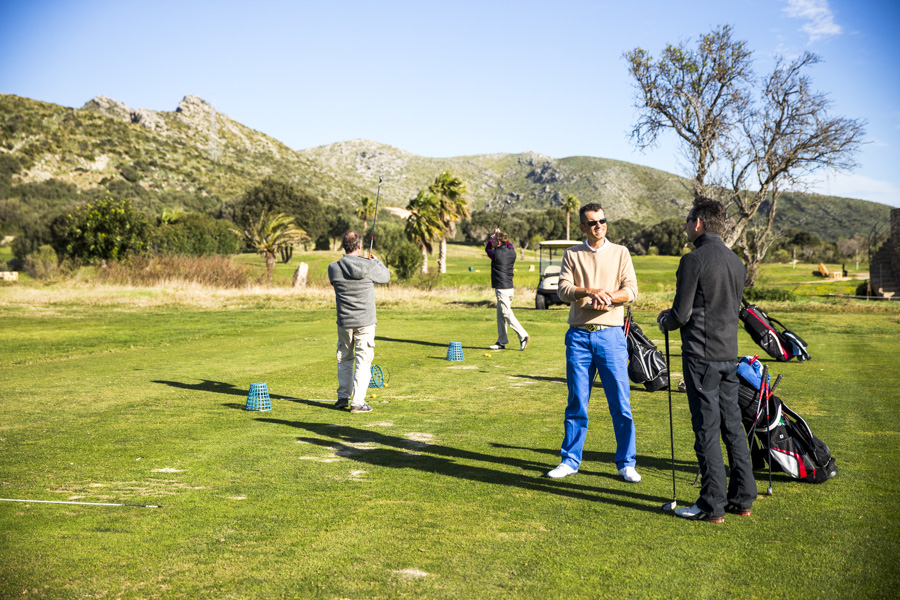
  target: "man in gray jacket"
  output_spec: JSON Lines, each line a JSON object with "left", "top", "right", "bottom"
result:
{"left": 328, "top": 231, "right": 391, "bottom": 413}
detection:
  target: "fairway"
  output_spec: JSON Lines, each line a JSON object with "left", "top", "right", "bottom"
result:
{"left": 1, "top": 268, "right": 898, "bottom": 599}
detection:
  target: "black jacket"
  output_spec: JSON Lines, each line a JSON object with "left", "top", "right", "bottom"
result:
{"left": 487, "top": 242, "right": 516, "bottom": 289}
{"left": 661, "top": 233, "right": 745, "bottom": 361}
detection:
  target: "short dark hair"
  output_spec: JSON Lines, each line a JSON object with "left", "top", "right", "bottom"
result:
{"left": 342, "top": 230, "right": 362, "bottom": 253}
{"left": 579, "top": 202, "right": 604, "bottom": 223}
{"left": 691, "top": 198, "right": 726, "bottom": 234}
{"left": 496, "top": 231, "right": 509, "bottom": 244}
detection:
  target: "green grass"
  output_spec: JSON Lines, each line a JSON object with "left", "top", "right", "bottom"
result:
{"left": 1, "top": 265, "right": 898, "bottom": 599}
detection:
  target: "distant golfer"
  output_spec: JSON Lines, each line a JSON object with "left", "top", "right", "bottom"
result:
{"left": 546, "top": 203, "right": 641, "bottom": 484}
{"left": 657, "top": 198, "right": 756, "bottom": 522}
{"left": 328, "top": 230, "right": 391, "bottom": 413}
{"left": 486, "top": 227, "right": 529, "bottom": 351}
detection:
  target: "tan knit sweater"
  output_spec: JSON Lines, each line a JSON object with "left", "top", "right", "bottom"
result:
{"left": 557, "top": 240, "right": 639, "bottom": 327}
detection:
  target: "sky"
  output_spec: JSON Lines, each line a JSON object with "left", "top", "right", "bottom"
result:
{"left": 1, "top": 0, "right": 899, "bottom": 207}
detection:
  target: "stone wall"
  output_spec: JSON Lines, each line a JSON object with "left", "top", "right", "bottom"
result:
{"left": 892, "top": 208, "right": 900, "bottom": 281}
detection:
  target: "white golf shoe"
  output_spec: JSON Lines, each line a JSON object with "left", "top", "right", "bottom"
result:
{"left": 546, "top": 463, "right": 578, "bottom": 478}
{"left": 618, "top": 466, "right": 642, "bottom": 483}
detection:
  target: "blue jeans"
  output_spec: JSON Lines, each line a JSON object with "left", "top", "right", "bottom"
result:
{"left": 560, "top": 326, "right": 636, "bottom": 470}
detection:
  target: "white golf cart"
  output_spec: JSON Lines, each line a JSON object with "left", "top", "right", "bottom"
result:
{"left": 535, "top": 240, "right": 579, "bottom": 309}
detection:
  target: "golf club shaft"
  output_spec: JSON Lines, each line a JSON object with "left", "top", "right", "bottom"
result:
{"left": 763, "top": 365, "right": 773, "bottom": 495}
{"left": 497, "top": 199, "right": 510, "bottom": 230}
{"left": 664, "top": 329, "right": 676, "bottom": 503}
{"left": 368, "top": 175, "right": 383, "bottom": 258}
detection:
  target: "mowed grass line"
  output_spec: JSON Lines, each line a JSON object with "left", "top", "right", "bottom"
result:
{"left": 0, "top": 299, "right": 898, "bottom": 599}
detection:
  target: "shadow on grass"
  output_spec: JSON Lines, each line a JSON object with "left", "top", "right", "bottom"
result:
{"left": 509, "top": 373, "right": 687, "bottom": 395}
{"left": 152, "top": 379, "right": 293, "bottom": 401}
{"left": 256, "top": 418, "right": 668, "bottom": 513}
{"left": 445, "top": 300, "right": 493, "bottom": 308}
{"left": 376, "top": 336, "right": 482, "bottom": 350}
{"left": 490, "top": 442, "right": 697, "bottom": 476}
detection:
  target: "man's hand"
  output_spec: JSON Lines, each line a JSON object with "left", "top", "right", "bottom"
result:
{"left": 657, "top": 309, "right": 670, "bottom": 333}
{"left": 587, "top": 288, "right": 614, "bottom": 310}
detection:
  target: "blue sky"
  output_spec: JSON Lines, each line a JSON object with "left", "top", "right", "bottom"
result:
{"left": 2, "top": 0, "right": 898, "bottom": 207}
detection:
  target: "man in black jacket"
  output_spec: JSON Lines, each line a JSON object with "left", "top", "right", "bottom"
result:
{"left": 657, "top": 199, "right": 756, "bottom": 522}
{"left": 486, "top": 227, "right": 529, "bottom": 351}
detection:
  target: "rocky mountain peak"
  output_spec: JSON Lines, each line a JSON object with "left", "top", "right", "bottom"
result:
{"left": 81, "top": 95, "right": 134, "bottom": 121}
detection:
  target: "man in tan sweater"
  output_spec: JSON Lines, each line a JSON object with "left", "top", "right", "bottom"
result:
{"left": 546, "top": 203, "right": 641, "bottom": 483}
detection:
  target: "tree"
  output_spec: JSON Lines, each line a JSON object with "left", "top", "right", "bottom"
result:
{"left": 233, "top": 211, "right": 309, "bottom": 283}
{"left": 563, "top": 194, "right": 580, "bottom": 240}
{"left": 404, "top": 189, "right": 443, "bottom": 274}
{"left": 626, "top": 25, "right": 865, "bottom": 286}
{"left": 52, "top": 195, "right": 151, "bottom": 264}
{"left": 232, "top": 178, "right": 326, "bottom": 247}
{"left": 632, "top": 218, "right": 689, "bottom": 256}
{"left": 325, "top": 211, "right": 354, "bottom": 251}
{"left": 355, "top": 196, "right": 376, "bottom": 233}
{"left": 428, "top": 171, "right": 470, "bottom": 274}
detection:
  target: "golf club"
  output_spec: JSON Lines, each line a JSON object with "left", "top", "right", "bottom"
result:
{"left": 496, "top": 198, "right": 512, "bottom": 230}
{"left": 691, "top": 370, "right": 784, "bottom": 487}
{"left": 661, "top": 329, "right": 678, "bottom": 512}
{"left": 367, "top": 175, "right": 383, "bottom": 258}
{"left": 762, "top": 364, "right": 773, "bottom": 495}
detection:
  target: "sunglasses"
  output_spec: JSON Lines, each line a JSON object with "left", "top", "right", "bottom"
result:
{"left": 584, "top": 219, "right": 607, "bottom": 227}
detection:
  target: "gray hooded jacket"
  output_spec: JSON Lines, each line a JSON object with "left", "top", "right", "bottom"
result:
{"left": 328, "top": 254, "right": 391, "bottom": 328}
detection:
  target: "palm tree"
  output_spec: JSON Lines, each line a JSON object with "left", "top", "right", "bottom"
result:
{"left": 429, "top": 171, "right": 470, "bottom": 274}
{"left": 355, "top": 196, "right": 376, "bottom": 233}
{"left": 233, "top": 211, "right": 309, "bottom": 282}
{"left": 404, "top": 190, "right": 443, "bottom": 274}
{"left": 563, "top": 194, "right": 580, "bottom": 240}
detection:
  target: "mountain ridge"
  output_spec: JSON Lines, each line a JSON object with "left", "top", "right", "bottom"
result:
{"left": 0, "top": 93, "right": 890, "bottom": 241}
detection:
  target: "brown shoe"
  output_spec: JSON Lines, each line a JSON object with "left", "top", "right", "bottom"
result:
{"left": 725, "top": 504, "right": 752, "bottom": 517}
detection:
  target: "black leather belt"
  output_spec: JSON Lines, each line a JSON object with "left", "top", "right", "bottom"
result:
{"left": 573, "top": 324, "right": 613, "bottom": 332}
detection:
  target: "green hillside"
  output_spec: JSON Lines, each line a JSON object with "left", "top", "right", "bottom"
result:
{"left": 0, "top": 93, "right": 891, "bottom": 240}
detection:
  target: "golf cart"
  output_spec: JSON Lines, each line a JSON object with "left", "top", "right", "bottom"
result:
{"left": 535, "top": 240, "right": 579, "bottom": 309}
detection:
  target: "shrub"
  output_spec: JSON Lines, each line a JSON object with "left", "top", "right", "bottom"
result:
{"left": 151, "top": 213, "right": 240, "bottom": 256}
{"left": 53, "top": 196, "right": 151, "bottom": 264}
{"left": 392, "top": 243, "right": 423, "bottom": 280}
{"left": 768, "top": 249, "right": 791, "bottom": 263}
{"left": 23, "top": 244, "right": 59, "bottom": 279}
{"left": 11, "top": 218, "right": 51, "bottom": 261}
{"left": 744, "top": 287, "right": 796, "bottom": 302}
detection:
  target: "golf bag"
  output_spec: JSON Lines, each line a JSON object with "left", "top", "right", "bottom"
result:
{"left": 739, "top": 299, "right": 810, "bottom": 362}
{"left": 624, "top": 308, "right": 668, "bottom": 392}
{"left": 736, "top": 356, "right": 837, "bottom": 483}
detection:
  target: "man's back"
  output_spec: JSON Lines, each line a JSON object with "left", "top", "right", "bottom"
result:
{"left": 673, "top": 233, "right": 745, "bottom": 360}
{"left": 489, "top": 244, "right": 516, "bottom": 289}
{"left": 328, "top": 255, "right": 390, "bottom": 328}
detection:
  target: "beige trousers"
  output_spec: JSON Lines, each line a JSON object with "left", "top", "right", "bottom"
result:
{"left": 336, "top": 324, "right": 376, "bottom": 407}
{"left": 495, "top": 288, "right": 528, "bottom": 346}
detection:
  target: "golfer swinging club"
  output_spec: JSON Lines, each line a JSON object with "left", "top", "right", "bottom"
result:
{"left": 546, "top": 203, "right": 641, "bottom": 484}
{"left": 328, "top": 230, "right": 391, "bottom": 413}
{"left": 486, "top": 227, "right": 529, "bottom": 351}
{"left": 657, "top": 198, "right": 756, "bottom": 522}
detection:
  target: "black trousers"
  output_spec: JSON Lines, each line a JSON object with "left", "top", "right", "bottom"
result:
{"left": 682, "top": 354, "right": 757, "bottom": 517}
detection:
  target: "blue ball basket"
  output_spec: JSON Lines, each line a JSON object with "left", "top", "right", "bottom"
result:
{"left": 245, "top": 382, "right": 272, "bottom": 411}
{"left": 445, "top": 341, "right": 465, "bottom": 361}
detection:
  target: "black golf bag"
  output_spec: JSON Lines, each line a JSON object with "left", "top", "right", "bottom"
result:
{"left": 624, "top": 308, "right": 668, "bottom": 392}
{"left": 736, "top": 356, "right": 837, "bottom": 483}
{"left": 739, "top": 299, "right": 810, "bottom": 362}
